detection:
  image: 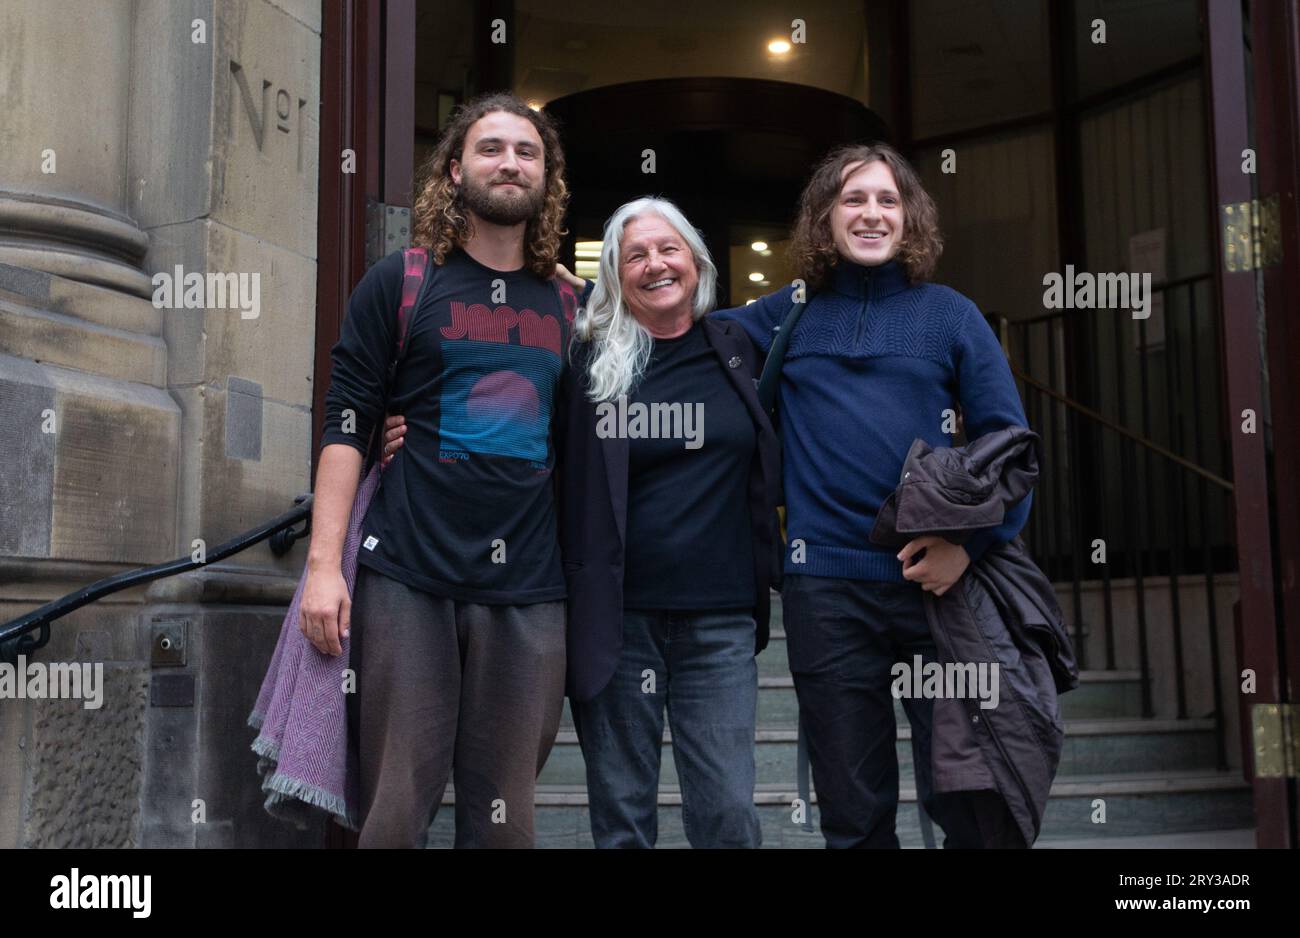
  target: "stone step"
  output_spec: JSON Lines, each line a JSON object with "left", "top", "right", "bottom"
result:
{"left": 427, "top": 771, "right": 1253, "bottom": 848}
{"left": 560, "top": 667, "right": 1148, "bottom": 729}
{"left": 538, "top": 717, "right": 1221, "bottom": 787}
{"left": 756, "top": 629, "right": 789, "bottom": 678}
{"left": 1033, "top": 828, "right": 1257, "bottom": 849}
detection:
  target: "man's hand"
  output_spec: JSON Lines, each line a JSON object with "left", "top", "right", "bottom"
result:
{"left": 381, "top": 414, "right": 407, "bottom": 467}
{"left": 898, "top": 536, "right": 971, "bottom": 596}
{"left": 303, "top": 443, "right": 364, "bottom": 654}
{"left": 300, "top": 565, "right": 350, "bottom": 656}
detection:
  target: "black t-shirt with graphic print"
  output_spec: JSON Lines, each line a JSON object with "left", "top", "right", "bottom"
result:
{"left": 321, "top": 248, "right": 575, "bottom": 604}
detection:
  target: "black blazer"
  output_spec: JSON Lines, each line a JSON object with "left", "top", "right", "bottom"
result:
{"left": 556, "top": 316, "right": 783, "bottom": 702}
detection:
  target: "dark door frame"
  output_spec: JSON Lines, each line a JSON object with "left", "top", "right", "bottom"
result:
{"left": 313, "top": 0, "right": 418, "bottom": 849}
{"left": 1248, "top": 0, "right": 1300, "bottom": 849}
{"left": 1204, "top": 0, "right": 1296, "bottom": 848}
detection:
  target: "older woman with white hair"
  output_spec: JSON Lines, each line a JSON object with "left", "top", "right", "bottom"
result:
{"left": 556, "top": 196, "right": 781, "bottom": 848}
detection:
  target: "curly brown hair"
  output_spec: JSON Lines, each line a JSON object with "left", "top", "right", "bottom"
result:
{"left": 789, "top": 142, "right": 942, "bottom": 290}
{"left": 411, "top": 92, "right": 568, "bottom": 278}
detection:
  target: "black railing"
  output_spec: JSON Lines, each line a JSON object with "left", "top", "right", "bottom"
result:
{"left": 1003, "top": 274, "right": 1234, "bottom": 578}
{"left": 990, "top": 272, "right": 1233, "bottom": 770}
{"left": 0, "top": 495, "right": 313, "bottom": 666}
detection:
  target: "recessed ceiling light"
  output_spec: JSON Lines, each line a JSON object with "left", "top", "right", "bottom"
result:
{"left": 751, "top": 241, "right": 768, "bottom": 252}
{"left": 527, "top": 101, "right": 543, "bottom": 111}
{"left": 749, "top": 272, "right": 764, "bottom": 282}
{"left": 768, "top": 40, "right": 791, "bottom": 54}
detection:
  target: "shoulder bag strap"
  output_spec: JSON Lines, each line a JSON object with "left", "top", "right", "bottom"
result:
{"left": 755, "top": 294, "right": 810, "bottom": 417}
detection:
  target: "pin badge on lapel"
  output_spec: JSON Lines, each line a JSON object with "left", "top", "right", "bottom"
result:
{"left": 728, "top": 356, "right": 742, "bottom": 368}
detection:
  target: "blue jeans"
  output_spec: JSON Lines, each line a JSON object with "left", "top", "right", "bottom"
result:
{"left": 571, "top": 609, "right": 761, "bottom": 848}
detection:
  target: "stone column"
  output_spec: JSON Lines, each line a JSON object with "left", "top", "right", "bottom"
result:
{"left": 0, "top": 0, "right": 178, "bottom": 849}
{"left": 0, "top": 0, "right": 153, "bottom": 296}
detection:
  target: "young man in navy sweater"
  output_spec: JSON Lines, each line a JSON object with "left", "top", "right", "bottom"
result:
{"left": 715, "top": 143, "right": 1031, "bottom": 848}
{"left": 302, "top": 93, "right": 576, "bottom": 848}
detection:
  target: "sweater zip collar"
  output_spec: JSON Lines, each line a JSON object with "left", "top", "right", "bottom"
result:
{"left": 854, "top": 269, "right": 873, "bottom": 348}
{"left": 829, "top": 258, "right": 909, "bottom": 300}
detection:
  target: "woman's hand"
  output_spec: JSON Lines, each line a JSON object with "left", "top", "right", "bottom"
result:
{"left": 898, "top": 536, "right": 970, "bottom": 596}
{"left": 554, "top": 262, "right": 586, "bottom": 292}
{"left": 381, "top": 414, "right": 407, "bottom": 468}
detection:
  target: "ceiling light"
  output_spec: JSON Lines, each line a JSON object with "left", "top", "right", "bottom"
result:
{"left": 748, "top": 272, "right": 764, "bottom": 282}
{"left": 751, "top": 241, "right": 768, "bottom": 252}
{"left": 768, "top": 40, "right": 791, "bottom": 54}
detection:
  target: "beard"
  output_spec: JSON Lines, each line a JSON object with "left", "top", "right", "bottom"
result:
{"left": 459, "top": 174, "right": 546, "bottom": 226}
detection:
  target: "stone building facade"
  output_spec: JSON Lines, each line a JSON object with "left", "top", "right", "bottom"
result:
{"left": 0, "top": 0, "right": 324, "bottom": 847}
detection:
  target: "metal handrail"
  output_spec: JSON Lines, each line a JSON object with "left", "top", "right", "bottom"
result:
{"left": 984, "top": 305, "right": 1232, "bottom": 493}
{"left": 0, "top": 494, "right": 313, "bottom": 665}
{"left": 1009, "top": 364, "right": 1234, "bottom": 493}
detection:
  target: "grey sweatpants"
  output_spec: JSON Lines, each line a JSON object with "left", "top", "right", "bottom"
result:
{"left": 347, "top": 565, "right": 566, "bottom": 848}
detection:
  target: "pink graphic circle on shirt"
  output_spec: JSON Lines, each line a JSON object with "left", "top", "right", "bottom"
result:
{"left": 467, "top": 370, "right": 540, "bottom": 422}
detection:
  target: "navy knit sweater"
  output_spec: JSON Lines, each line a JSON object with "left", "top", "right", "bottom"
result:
{"left": 713, "top": 259, "right": 1031, "bottom": 582}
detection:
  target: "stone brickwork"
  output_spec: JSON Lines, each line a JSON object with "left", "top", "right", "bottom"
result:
{"left": 24, "top": 665, "right": 150, "bottom": 848}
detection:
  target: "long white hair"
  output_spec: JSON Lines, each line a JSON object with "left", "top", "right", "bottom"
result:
{"left": 573, "top": 197, "right": 718, "bottom": 402}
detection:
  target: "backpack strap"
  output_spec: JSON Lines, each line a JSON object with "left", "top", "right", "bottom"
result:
{"left": 370, "top": 247, "right": 432, "bottom": 468}
{"left": 553, "top": 276, "right": 580, "bottom": 324}
{"left": 396, "top": 247, "right": 431, "bottom": 360}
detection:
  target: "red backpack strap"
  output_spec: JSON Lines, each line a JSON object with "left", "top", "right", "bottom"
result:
{"left": 397, "top": 247, "right": 431, "bottom": 355}
{"left": 552, "top": 275, "right": 577, "bottom": 323}
{"left": 372, "top": 247, "right": 430, "bottom": 468}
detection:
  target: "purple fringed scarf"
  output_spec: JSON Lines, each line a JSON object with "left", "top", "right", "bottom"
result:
{"left": 247, "top": 463, "right": 380, "bottom": 831}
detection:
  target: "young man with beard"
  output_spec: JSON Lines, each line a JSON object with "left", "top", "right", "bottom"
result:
{"left": 300, "top": 93, "right": 576, "bottom": 848}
